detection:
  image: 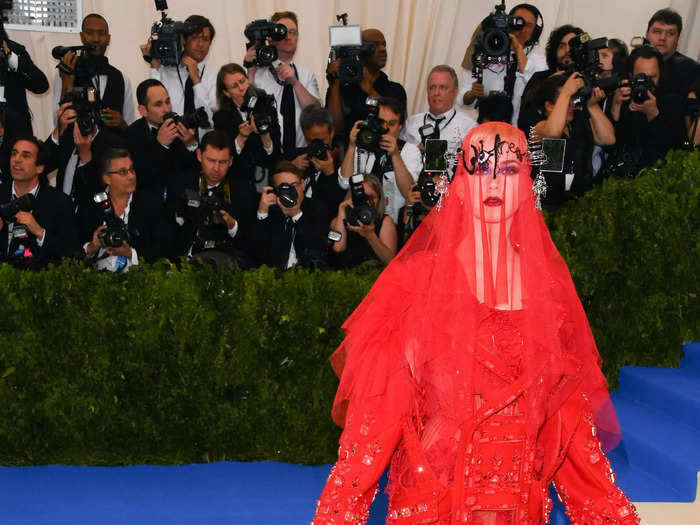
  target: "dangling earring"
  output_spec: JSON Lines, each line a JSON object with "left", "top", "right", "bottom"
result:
{"left": 527, "top": 126, "right": 547, "bottom": 210}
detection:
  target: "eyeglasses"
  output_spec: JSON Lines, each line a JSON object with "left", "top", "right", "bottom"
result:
{"left": 286, "top": 29, "right": 299, "bottom": 36}
{"left": 107, "top": 166, "right": 136, "bottom": 176}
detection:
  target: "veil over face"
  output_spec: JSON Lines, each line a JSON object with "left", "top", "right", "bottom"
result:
{"left": 331, "top": 122, "right": 621, "bottom": 453}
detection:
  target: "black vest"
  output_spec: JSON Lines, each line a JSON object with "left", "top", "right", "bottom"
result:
{"left": 101, "top": 64, "right": 126, "bottom": 114}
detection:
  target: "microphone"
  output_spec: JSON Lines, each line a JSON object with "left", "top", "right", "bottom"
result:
{"left": 51, "top": 44, "right": 96, "bottom": 60}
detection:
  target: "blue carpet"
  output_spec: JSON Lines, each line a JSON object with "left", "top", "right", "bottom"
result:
{"left": 2, "top": 342, "right": 699, "bottom": 524}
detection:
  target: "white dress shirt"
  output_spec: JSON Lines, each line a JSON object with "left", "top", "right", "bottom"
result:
{"left": 458, "top": 51, "right": 547, "bottom": 126}
{"left": 150, "top": 61, "right": 216, "bottom": 136}
{"left": 252, "top": 62, "right": 320, "bottom": 149}
{"left": 401, "top": 108, "right": 477, "bottom": 151}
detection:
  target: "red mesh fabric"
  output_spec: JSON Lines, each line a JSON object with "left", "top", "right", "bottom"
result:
{"left": 330, "top": 121, "right": 621, "bottom": 457}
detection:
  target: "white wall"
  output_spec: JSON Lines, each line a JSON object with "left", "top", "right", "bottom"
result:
{"left": 6, "top": 0, "right": 700, "bottom": 139}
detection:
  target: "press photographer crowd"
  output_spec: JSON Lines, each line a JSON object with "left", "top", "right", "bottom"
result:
{"left": 0, "top": 1, "right": 698, "bottom": 271}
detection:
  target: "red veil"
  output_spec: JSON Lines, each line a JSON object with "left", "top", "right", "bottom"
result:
{"left": 329, "top": 121, "right": 621, "bottom": 455}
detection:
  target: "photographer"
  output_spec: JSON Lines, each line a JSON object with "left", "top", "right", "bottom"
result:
{"left": 244, "top": 11, "right": 320, "bottom": 155}
{"left": 401, "top": 65, "right": 476, "bottom": 146}
{"left": 329, "top": 173, "right": 397, "bottom": 267}
{"left": 645, "top": 8, "right": 700, "bottom": 99}
{"left": 213, "top": 63, "right": 281, "bottom": 193}
{"left": 287, "top": 104, "right": 346, "bottom": 224}
{"left": 142, "top": 14, "right": 217, "bottom": 136}
{"left": 169, "top": 130, "right": 256, "bottom": 264}
{"left": 126, "top": 79, "right": 198, "bottom": 201}
{"left": 526, "top": 72, "right": 615, "bottom": 208}
{"left": 44, "top": 100, "right": 125, "bottom": 206}
{"left": 80, "top": 148, "right": 173, "bottom": 271}
{"left": 0, "top": 136, "right": 78, "bottom": 269}
{"left": 253, "top": 161, "right": 328, "bottom": 269}
{"left": 339, "top": 97, "right": 422, "bottom": 223}
{"left": 53, "top": 14, "right": 136, "bottom": 131}
{"left": 518, "top": 24, "right": 583, "bottom": 131}
{"left": 605, "top": 45, "right": 686, "bottom": 178}
{"left": 326, "top": 28, "right": 407, "bottom": 136}
{"left": 460, "top": 3, "right": 547, "bottom": 126}
{"left": 0, "top": 35, "right": 49, "bottom": 138}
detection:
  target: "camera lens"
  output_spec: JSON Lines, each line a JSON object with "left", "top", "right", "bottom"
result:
{"left": 257, "top": 46, "right": 277, "bottom": 66}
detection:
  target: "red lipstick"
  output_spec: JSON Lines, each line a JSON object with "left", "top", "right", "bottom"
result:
{"left": 483, "top": 197, "right": 502, "bottom": 207}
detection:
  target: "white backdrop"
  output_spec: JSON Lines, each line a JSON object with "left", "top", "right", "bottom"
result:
{"left": 6, "top": 0, "right": 700, "bottom": 139}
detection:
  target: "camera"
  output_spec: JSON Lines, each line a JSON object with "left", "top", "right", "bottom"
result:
{"left": 273, "top": 182, "right": 299, "bottom": 208}
{"left": 356, "top": 97, "right": 387, "bottom": 154}
{"left": 184, "top": 188, "right": 232, "bottom": 251}
{"left": 240, "top": 86, "right": 277, "bottom": 134}
{"left": 62, "top": 86, "right": 101, "bottom": 136}
{"left": 244, "top": 19, "right": 288, "bottom": 68}
{"left": 0, "top": 193, "right": 35, "bottom": 222}
{"left": 629, "top": 73, "right": 655, "bottom": 104}
{"left": 344, "top": 174, "right": 378, "bottom": 227}
{"left": 566, "top": 33, "right": 609, "bottom": 106}
{"left": 307, "top": 138, "right": 333, "bottom": 160}
{"left": 148, "top": 0, "right": 193, "bottom": 67}
{"left": 93, "top": 192, "right": 132, "bottom": 248}
{"left": 328, "top": 15, "right": 375, "bottom": 86}
{"left": 472, "top": 0, "right": 524, "bottom": 81}
{"left": 162, "top": 107, "right": 211, "bottom": 130}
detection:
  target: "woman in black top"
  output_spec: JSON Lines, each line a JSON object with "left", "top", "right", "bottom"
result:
{"left": 213, "top": 63, "right": 281, "bottom": 193}
{"left": 525, "top": 73, "right": 615, "bottom": 209}
{"left": 330, "top": 173, "right": 397, "bottom": 268}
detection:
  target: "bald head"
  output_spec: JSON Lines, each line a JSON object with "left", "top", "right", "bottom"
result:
{"left": 362, "top": 29, "right": 387, "bottom": 70}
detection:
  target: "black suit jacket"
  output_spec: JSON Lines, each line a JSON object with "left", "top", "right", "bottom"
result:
{"left": 77, "top": 189, "right": 173, "bottom": 264}
{"left": 125, "top": 117, "right": 198, "bottom": 199}
{"left": 213, "top": 107, "right": 282, "bottom": 190}
{"left": 2, "top": 40, "right": 49, "bottom": 137}
{"left": 43, "top": 124, "right": 126, "bottom": 205}
{"left": 0, "top": 181, "right": 79, "bottom": 268}
{"left": 253, "top": 199, "right": 329, "bottom": 269}
{"left": 168, "top": 170, "right": 258, "bottom": 259}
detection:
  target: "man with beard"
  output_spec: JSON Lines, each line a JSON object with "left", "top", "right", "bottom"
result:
{"left": 518, "top": 24, "right": 583, "bottom": 132}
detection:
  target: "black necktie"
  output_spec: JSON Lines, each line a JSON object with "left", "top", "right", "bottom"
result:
{"left": 184, "top": 75, "right": 195, "bottom": 115}
{"left": 280, "top": 65, "right": 298, "bottom": 154}
{"left": 428, "top": 115, "right": 445, "bottom": 139}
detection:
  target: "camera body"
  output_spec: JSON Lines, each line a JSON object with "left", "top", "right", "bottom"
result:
{"left": 244, "top": 20, "right": 288, "bottom": 68}
{"left": 472, "top": 0, "right": 524, "bottom": 79}
{"left": 62, "top": 86, "right": 101, "bottom": 136}
{"left": 149, "top": 1, "right": 192, "bottom": 67}
{"left": 184, "top": 188, "right": 232, "bottom": 251}
{"left": 356, "top": 97, "right": 387, "bottom": 154}
{"left": 344, "top": 174, "right": 378, "bottom": 227}
{"left": 0, "top": 193, "right": 34, "bottom": 222}
{"left": 162, "top": 107, "right": 211, "bottom": 130}
{"left": 566, "top": 33, "right": 609, "bottom": 106}
{"left": 629, "top": 73, "right": 655, "bottom": 104}
{"left": 93, "top": 192, "right": 132, "bottom": 248}
{"left": 330, "top": 43, "right": 376, "bottom": 86}
{"left": 273, "top": 182, "right": 299, "bottom": 208}
{"left": 240, "top": 87, "right": 277, "bottom": 134}
{"left": 307, "top": 138, "right": 333, "bottom": 160}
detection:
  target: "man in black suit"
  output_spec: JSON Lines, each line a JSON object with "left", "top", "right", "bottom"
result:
{"left": 253, "top": 160, "right": 328, "bottom": 269}
{"left": 79, "top": 148, "right": 172, "bottom": 271}
{"left": 126, "top": 79, "right": 198, "bottom": 201}
{"left": 0, "top": 38, "right": 49, "bottom": 138}
{"left": 0, "top": 136, "right": 78, "bottom": 269}
{"left": 44, "top": 101, "right": 125, "bottom": 207}
{"left": 53, "top": 13, "right": 136, "bottom": 131}
{"left": 169, "top": 130, "right": 257, "bottom": 265}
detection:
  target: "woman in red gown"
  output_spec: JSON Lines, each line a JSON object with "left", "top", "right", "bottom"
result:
{"left": 312, "top": 122, "right": 639, "bottom": 525}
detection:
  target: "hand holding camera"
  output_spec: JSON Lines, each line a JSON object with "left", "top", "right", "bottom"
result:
{"left": 630, "top": 89, "right": 659, "bottom": 120}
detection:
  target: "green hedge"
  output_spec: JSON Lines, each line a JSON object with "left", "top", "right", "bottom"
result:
{"left": 0, "top": 150, "right": 698, "bottom": 466}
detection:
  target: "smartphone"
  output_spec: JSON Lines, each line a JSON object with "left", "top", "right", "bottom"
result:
{"left": 424, "top": 139, "right": 448, "bottom": 172}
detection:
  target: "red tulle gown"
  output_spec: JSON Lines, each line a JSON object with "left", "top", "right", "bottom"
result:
{"left": 312, "top": 122, "right": 639, "bottom": 525}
